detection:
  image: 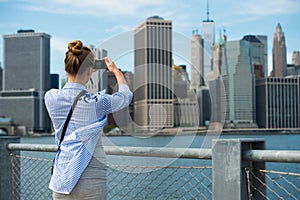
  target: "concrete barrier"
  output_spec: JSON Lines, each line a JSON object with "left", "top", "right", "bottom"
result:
{"left": 0, "top": 136, "right": 20, "bottom": 200}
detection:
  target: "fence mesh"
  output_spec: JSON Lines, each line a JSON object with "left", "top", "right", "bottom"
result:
{"left": 245, "top": 167, "right": 300, "bottom": 200}
{"left": 108, "top": 165, "right": 212, "bottom": 200}
{"left": 10, "top": 154, "right": 53, "bottom": 200}
{"left": 11, "top": 153, "right": 300, "bottom": 200}
{"left": 10, "top": 153, "right": 212, "bottom": 200}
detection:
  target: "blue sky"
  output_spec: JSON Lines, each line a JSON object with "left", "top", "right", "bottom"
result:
{"left": 0, "top": 0, "right": 300, "bottom": 78}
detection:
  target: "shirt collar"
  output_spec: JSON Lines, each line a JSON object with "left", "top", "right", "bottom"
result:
{"left": 63, "top": 82, "right": 86, "bottom": 90}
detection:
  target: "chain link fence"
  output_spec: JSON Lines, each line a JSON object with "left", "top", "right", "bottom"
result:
{"left": 245, "top": 167, "right": 300, "bottom": 200}
{"left": 10, "top": 154, "right": 53, "bottom": 200}
{"left": 8, "top": 146, "right": 300, "bottom": 200}
{"left": 10, "top": 153, "right": 212, "bottom": 200}
{"left": 108, "top": 165, "right": 212, "bottom": 200}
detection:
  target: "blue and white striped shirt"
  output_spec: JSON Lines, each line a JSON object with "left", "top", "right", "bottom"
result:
{"left": 45, "top": 82, "right": 132, "bottom": 194}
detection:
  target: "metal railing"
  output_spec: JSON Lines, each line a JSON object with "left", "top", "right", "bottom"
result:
{"left": 7, "top": 143, "right": 213, "bottom": 159}
{"left": 244, "top": 150, "right": 300, "bottom": 163}
{"left": 1, "top": 137, "right": 299, "bottom": 200}
{"left": 8, "top": 145, "right": 213, "bottom": 200}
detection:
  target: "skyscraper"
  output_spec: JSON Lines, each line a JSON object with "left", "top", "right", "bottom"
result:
{"left": 50, "top": 74, "right": 59, "bottom": 89}
{"left": 86, "top": 45, "right": 107, "bottom": 93}
{"left": 3, "top": 29, "right": 50, "bottom": 91}
{"left": 272, "top": 23, "right": 287, "bottom": 77}
{"left": 255, "top": 35, "right": 268, "bottom": 76}
{"left": 209, "top": 31, "right": 227, "bottom": 126}
{"left": 134, "top": 16, "right": 173, "bottom": 129}
{"left": 0, "top": 66, "right": 2, "bottom": 91}
{"left": 107, "top": 70, "right": 133, "bottom": 129}
{"left": 223, "top": 39, "right": 257, "bottom": 128}
{"left": 221, "top": 35, "right": 267, "bottom": 128}
{"left": 173, "top": 64, "right": 188, "bottom": 98}
{"left": 242, "top": 35, "right": 266, "bottom": 79}
{"left": 0, "top": 29, "right": 51, "bottom": 132}
{"left": 190, "top": 32, "right": 204, "bottom": 89}
{"left": 286, "top": 51, "right": 300, "bottom": 77}
{"left": 256, "top": 77, "right": 300, "bottom": 128}
{"left": 292, "top": 51, "right": 300, "bottom": 65}
{"left": 201, "top": 0, "right": 215, "bottom": 78}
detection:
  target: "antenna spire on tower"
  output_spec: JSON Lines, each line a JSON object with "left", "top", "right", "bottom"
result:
{"left": 206, "top": 0, "right": 210, "bottom": 21}
{"left": 203, "top": 0, "right": 213, "bottom": 22}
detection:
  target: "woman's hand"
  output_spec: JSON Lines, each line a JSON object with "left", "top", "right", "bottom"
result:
{"left": 104, "top": 57, "right": 118, "bottom": 74}
{"left": 104, "top": 57, "right": 128, "bottom": 86}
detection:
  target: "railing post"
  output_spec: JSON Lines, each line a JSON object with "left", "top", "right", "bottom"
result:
{"left": 0, "top": 136, "right": 20, "bottom": 200}
{"left": 212, "top": 138, "right": 265, "bottom": 200}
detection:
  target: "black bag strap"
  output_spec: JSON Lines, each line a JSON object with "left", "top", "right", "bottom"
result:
{"left": 58, "top": 90, "right": 87, "bottom": 150}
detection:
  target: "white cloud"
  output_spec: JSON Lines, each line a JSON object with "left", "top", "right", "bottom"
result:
{"left": 19, "top": 0, "right": 196, "bottom": 34}
{"left": 50, "top": 37, "right": 69, "bottom": 75}
{"left": 220, "top": 16, "right": 259, "bottom": 27}
{"left": 237, "top": 0, "right": 300, "bottom": 16}
{"left": 20, "top": 0, "right": 168, "bottom": 16}
{"left": 51, "top": 37, "right": 68, "bottom": 54}
{"left": 105, "top": 24, "right": 135, "bottom": 33}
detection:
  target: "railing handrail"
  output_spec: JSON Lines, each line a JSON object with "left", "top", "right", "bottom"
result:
{"left": 7, "top": 143, "right": 57, "bottom": 152}
{"left": 244, "top": 149, "right": 300, "bottom": 163}
{"left": 104, "top": 146, "right": 212, "bottom": 159}
{"left": 7, "top": 143, "right": 300, "bottom": 163}
{"left": 6, "top": 143, "right": 212, "bottom": 159}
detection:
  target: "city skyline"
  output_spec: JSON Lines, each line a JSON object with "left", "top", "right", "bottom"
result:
{"left": 0, "top": 0, "right": 299, "bottom": 79}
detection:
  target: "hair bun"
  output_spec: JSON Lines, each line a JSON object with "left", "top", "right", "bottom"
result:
{"left": 68, "top": 40, "right": 83, "bottom": 55}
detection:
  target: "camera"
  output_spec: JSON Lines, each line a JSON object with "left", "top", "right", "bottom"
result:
{"left": 94, "top": 59, "right": 107, "bottom": 70}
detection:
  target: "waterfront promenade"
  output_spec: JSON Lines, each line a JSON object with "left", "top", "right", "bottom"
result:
{"left": 0, "top": 135, "right": 299, "bottom": 199}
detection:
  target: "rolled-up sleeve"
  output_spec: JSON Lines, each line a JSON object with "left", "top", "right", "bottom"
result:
{"left": 95, "top": 84, "right": 132, "bottom": 117}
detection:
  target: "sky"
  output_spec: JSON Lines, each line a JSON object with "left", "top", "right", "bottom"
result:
{"left": 0, "top": 0, "right": 300, "bottom": 79}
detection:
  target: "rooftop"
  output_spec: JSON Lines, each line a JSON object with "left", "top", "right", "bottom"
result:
{"left": 147, "top": 15, "right": 164, "bottom": 20}
{"left": 242, "top": 35, "right": 261, "bottom": 43}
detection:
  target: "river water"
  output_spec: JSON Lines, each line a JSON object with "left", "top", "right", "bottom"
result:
{"left": 21, "top": 133, "right": 300, "bottom": 173}
{"left": 21, "top": 133, "right": 300, "bottom": 150}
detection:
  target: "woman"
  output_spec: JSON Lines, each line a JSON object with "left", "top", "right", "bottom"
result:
{"left": 45, "top": 40, "right": 132, "bottom": 199}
